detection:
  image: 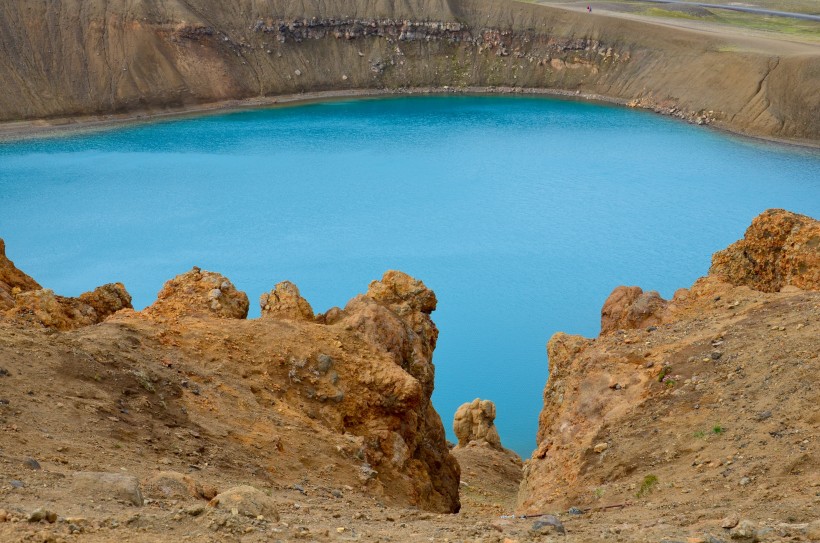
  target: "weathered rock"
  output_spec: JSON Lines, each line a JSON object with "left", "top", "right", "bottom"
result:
{"left": 6, "top": 283, "right": 132, "bottom": 330}
{"left": 519, "top": 210, "right": 820, "bottom": 517}
{"left": 530, "top": 515, "right": 566, "bottom": 535}
{"left": 721, "top": 515, "right": 740, "bottom": 529}
{"left": 453, "top": 398, "right": 502, "bottom": 449}
{"left": 71, "top": 472, "right": 143, "bottom": 506}
{"left": 143, "top": 471, "right": 206, "bottom": 501}
{"left": 27, "top": 508, "right": 57, "bottom": 523}
{"left": 806, "top": 520, "right": 820, "bottom": 541}
{"left": 0, "top": 238, "right": 41, "bottom": 311}
{"left": 336, "top": 271, "right": 460, "bottom": 513}
{"left": 260, "top": 281, "right": 314, "bottom": 321}
{"left": 141, "top": 268, "right": 249, "bottom": 319}
{"left": 208, "top": 485, "right": 279, "bottom": 520}
{"left": 710, "top": 209, "right": 820, "bottom": 292}
{"left": 600, "top": 285, "right": 668, "bottom": 334}
{"left": 729, "top": 520, "right": 759, "bottom": 542}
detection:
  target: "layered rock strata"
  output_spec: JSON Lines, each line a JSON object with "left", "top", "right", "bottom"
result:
{"left": 0, "top": 0, "right": 817, "bottom": 142}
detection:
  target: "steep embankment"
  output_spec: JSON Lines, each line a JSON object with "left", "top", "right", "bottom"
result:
{"left": 0, "top": 251, "right": 461, "bottom": 517}
{"left": 517, "top": 209, "right": 819, "bottom": 541}
{"left": 0, "top": 0, "right": 817, "bottom": 143}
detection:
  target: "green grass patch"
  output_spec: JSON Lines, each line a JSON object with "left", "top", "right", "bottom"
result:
{"left": 636, "top": 474, "right": 658, "bottom": 498}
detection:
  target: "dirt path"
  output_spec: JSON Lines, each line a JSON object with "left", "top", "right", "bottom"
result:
{"left": 532, "top": 0, "right": 820, "bottom": 51}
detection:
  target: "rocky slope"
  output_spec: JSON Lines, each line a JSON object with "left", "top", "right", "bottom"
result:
{"left": 0, "top": 0, "right": 818, "bottom": 143}
{"left": 0, "top": 252, "right": 461, "bottom": 522}
{"left": 518, "top": 209, "right": 820, "bottom": 541}
{"left": 451, "top": 399, "right": 524, "bottom": 515}
{"left": 1, "top": 210, "right": 819, "bottom": 542}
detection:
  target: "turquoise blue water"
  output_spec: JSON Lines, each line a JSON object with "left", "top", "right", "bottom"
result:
{"left": 1, "top": 96, "right": 819, "bottom": 456}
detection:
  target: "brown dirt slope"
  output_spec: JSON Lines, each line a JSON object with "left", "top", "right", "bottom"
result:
{"left": 1, "top": 211, "right": 820, "bottom": 542}
{"left": 0, "top": 0, "right": 817, "bottom": 142}
{"left": 0, "top": 249, "right": 467, "bottom": 543}
{"left": 518, "top": 209, "right": 820, "bottom": 542}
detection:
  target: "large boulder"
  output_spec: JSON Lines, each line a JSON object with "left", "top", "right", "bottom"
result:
{"left": 260, "top": 280, "right": 314, "bottom": 321}
{"left": 453, "top": 398, "right": 502, "bottom": 449}
{"left": 143, "top": 471, "right": 214, "bottom": 501}
{"left": 710, "top": 208, "right": 819, "bottom": 292}
{"left": 71, "top": 472, "right": 143, "bottom": 506}
{"left": 600, "top": 286, "right": 668, "bottom": 335}
{"left": 208, "top": 486, "right": 279, "bottom": 520}
{"left": 141, "top": 267, "right": 249, "bottom": 319}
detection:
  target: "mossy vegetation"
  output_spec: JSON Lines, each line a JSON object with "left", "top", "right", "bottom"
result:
{"left": 635, "top": 474, "right": 658, "bottom": 498}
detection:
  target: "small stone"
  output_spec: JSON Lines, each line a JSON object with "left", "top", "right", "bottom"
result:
{"left": 756, "top": 411, "right": 771, "bottom": 421}
{"left": 711, "top": 351, "right": 723, "bottom": 360}
{"left": 184, "top": 504, "right": 206, "bottom": 517}
{"left": 721, "top": 515, "right": 739, "bottom": 529}
{"left": 730, "top": 520, "right": 758, "bottom": 541}
{"left": 294, "top": 69, "right": 301, "bottom": 76}
{"left": 23, "top": 458, "right": 41, "bottom": 470}
{"left": 28, "top": 508, "right": 56, "bottom": 523}
{"left": 568, "top": 507, "right": 583, "bottom": 515}
{"left": 739, "top": 477, "right": 751, "bottom": 486}
{"left": 10, "top": 480, "right": 25, "bottom": 489}
{"left": 530, "top": 515, "right": 565, "bottom": 535}
{"left": 331, "top": 489, "right": 343, "bottom": 498}
{"left": 0, "top": 368, "right": 9, "bottom": 377}
{"left": 336, "top": 527, "right": 346, "bottom": 533}
{"left": 593, "top": 442, "right": 609, "bottom": 453}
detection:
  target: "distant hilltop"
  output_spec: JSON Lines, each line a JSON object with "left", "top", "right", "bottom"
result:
{"left": 0, "top": 0, "right": 818, "bottom": 144}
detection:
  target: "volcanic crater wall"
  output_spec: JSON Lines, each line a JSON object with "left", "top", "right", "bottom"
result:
{"left": 0, "top": 0, "right": 817, "bottom": 141}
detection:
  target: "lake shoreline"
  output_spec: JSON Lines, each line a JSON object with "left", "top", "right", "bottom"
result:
{"left": 2, "top": 86, "right": 818, "bottom": 151}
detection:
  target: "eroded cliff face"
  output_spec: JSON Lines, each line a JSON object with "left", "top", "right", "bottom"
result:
{"left": 0, "top": 0, "right": 817, "bottom": 142}
{"left": 518, "top": 209, "right": 820, "bottom": 522}
{"left": 0, "top": 241, "right": 460, "bottom": 513}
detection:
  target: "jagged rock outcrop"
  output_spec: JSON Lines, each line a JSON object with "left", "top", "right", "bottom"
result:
{"left": 1, "top": 238, "right": 133, "bottom": 329}
{"left": 141, "top": 267, "right": 249, "bottom": 320}
{"left": 451, "top": 398, "right": 523, "bottom": 512}
{"left": 0, "top": 238, "right": 41, "bottom": 310}
{"left": 600, "top": 285, "right": 669, "bottom": 334}
{"left": 710, "top": 209, "right": 820, "bottom": 292}
{"left": 0, "top": 243, "right": 460, "bottom": 513}
{"left": 518, "top": 209, "right": 820, "bottom": 516}
{"left": 5, "top": 283, "right": 132, "bottom": 331}
{"left": 453, "top": 398, "right": 502, "bottom": 449}
{"left": 260, "top": 280, "right": 314, "bottom": 321}
{"left": 333, "top": 270, "right": 460, "bottom": 512}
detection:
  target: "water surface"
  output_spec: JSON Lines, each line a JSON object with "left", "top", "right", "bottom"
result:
{"left": 1, "top": 96, "right": 819, "bottom": 455}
